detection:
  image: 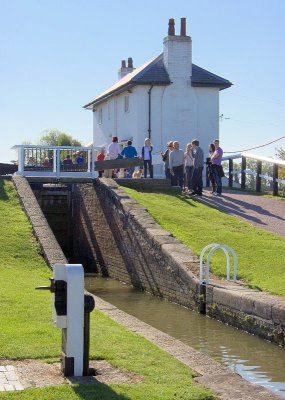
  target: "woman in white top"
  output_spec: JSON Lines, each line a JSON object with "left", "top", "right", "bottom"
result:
{"left": 108, "top": 136, "right": 120, "bottom": 160}
{"left": 184, "top": 143, "right": 194, "bottom": 191}
{"left": 141, "top": 138, "right": 153, "bottom": 178}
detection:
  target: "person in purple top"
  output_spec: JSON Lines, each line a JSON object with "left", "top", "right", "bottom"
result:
{"left": 211, "top": 139, "right": 224, "bottom": 195}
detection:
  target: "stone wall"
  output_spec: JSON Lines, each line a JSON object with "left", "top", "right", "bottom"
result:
{"left": 73, "top": 178, "right": 285, "bottom": 346}
{"left": 12, "top": 175, "right": 67, "bottom": 268}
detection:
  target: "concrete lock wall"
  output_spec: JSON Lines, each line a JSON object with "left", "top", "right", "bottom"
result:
{"left": 72, "top": 178, "right": 285, "bottom": 347}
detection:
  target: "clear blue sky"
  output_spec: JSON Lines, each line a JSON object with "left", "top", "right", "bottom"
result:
{"left": 0, "top": 0, "right": 284, "bottom": 163}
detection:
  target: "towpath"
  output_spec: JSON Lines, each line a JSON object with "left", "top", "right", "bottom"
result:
{"left": 199, "top": 189, "right": 285, "bottom": 237}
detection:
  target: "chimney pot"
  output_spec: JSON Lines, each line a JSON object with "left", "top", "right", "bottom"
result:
{"left": 180, "top": 17, "right": 186, "bottom": 36}
{"left": 121, "top": 60, "right": 126, "bottom": 68}
{"left": 168, "top": 18, "right": 175, "bottom": 36}
{"left": 127, "top": 57, "right": 133, "bottom": 68}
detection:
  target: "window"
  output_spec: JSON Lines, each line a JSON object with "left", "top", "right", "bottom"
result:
{"left": 108, "top": 102, "right": 111, "bottom": 120}
{"left": 124, "top": 95, "right": 129, "bottom": 113}
{"left": 98, "top": 108, "right": 103, "bottom": 124}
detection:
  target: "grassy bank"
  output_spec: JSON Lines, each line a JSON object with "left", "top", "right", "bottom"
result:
{"left": 123, "top": 187, "right": 285, "bottom": 296}
{"left": 0, "top": 180, "right": 214, "bottom": 399}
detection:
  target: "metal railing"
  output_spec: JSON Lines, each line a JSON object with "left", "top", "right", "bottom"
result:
{"left": 222, "top": 152, "right": 285, "bottom": 196}
{"left": 200, "top": 243, "right": 237, "bottom": 285}
{"left": 12, "top": 145, "right": 101, "bottom": 178}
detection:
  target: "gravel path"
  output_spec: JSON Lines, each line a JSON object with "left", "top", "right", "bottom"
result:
{"left": 199, "top": 189, "right": 285, "bottom": 237}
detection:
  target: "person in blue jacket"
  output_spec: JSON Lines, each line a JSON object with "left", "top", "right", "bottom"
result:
{"left": 121, "top": 140, "right": 138, "bottom": 178}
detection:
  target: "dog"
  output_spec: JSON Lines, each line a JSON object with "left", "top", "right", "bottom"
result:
{"left": 132, "top": 169, "right": 143, "bottom": 179}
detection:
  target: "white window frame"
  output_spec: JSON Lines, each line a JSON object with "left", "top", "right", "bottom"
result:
{"left": 98, "top": 108, "right": 103, "bottom": 124}
{"left": 124, "top": 95, "right": 129, "bottom": 113}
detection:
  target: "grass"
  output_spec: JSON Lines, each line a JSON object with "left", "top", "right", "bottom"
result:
{"left": 122, "top": 187, "right": 285, "bottom": 297}
{"left": 0, "top": 180, "right": 214, "bottom": 399}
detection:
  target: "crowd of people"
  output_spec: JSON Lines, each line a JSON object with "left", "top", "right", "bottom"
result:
{"left": 97, "top": 136, "right": 154, "bottom": 179}
{"left": 162, "top": 138, "right": 224, "bottom": 197}
{"left": 96, "top": 136, "right": 224, "bottom": 197}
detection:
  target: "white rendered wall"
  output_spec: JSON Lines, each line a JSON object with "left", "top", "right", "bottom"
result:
{"left": 93, "top": 83, "right": 220, "bottom": 161}
{"left": 93, "top": 90, "right": 140, "bottom": 150}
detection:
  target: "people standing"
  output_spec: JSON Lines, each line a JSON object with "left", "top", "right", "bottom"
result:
{"left": 161, "top": 141, "right": 173, "bottom": 181}
{"left": 75, "top": 151, "right": 84, "bottom": 165}
{"left": 190, "top": 139, "right": 204, "bottom": 196}
{"left": 207, "top": 143, "right": 216, "bottom": 194}
{"left": 63, "top": 154, "right": 73, "bottom": 165}
{"left": 184, "top": 143, "right": 194, "bottom": 192}
{"left": 96, "top": 147, "right": 106, "bottom": 178}
{"left": 211, "top": 139, "right": 224, "bottom": 196}
{"left": 108, "top": 136, "right": 120, "bottom": 160}
{"left": 169, "top": 141, "right": 184, "bottom": 188}
{"left": 107, "top": 136, "right": 120, "bottom": 178}
{"left": 121, "top": 140, "right": 138, "bottom": 178}
{"left": 141, "top": 138, "right": 153, "bottom": 178}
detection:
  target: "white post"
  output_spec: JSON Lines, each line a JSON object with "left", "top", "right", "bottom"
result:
{"left": 17, "top": 146, "right": 25, "bottom": 174}
{"left": 56, "top": 147, "right": 61, "bottom": 177}
{"left": 53, "top": 149, "right": 57, "bottom": 173}
{"left": 87, "top": 150, "right": 91, "bottom": 173}
{"left": 53, "top": 264, "right": 84, "bottom": 377}
{"left": 91, "top": 148, "right": 95, "bottom": 178}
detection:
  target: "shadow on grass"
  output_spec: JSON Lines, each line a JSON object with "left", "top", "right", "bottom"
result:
{"left": 0, "top": 180, "right": 9, "bottom": 201}
{"left": 72, "top": 382, "right": 130, "bottom": 400}
{"left": 129, "top": 187, "right": 198, "bottom": 207}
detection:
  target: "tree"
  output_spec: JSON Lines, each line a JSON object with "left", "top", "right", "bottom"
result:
{"left": 276, "top": 147, "right": 285, "bottom": 160}
{"left": 276, "top": 147, "right": 285, "bottom": 181}
{"left": 39, "top": 129, "right": 82, "bottom": 146}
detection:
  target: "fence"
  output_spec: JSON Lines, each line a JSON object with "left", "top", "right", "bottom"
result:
{"left": 12, "top": 145, "right": 101, "bottom": 178}
{"left": 222, "top": 152, "right": 285, "bottom": 196}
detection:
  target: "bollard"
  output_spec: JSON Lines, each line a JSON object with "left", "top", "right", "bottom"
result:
{"left": 36, "top": 264, "right": 95, "bottom": 377}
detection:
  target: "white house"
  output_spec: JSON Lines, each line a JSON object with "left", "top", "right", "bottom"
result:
{"left": 83, "top": 18, "right": 232, "bottom": 169}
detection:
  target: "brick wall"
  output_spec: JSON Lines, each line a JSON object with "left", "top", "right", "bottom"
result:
{"left": 73, "top": 178, "right": 200, "bottom": 309}
{"left": 73, "top": 178, "right": 285, "bottom": 346}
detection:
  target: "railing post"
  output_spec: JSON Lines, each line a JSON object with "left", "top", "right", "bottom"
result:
{"left": 272, "top": 163, "right": 279, "bottom": 196}
{"left": 228, "top": 159, "right": 233, "bottom": 187}
{"left": 18, "top": 146, "right": 25, "bottom": 174}
{"left": 87, "top": 150, "right": 91, "bottom": 173}
{"left": 256, "top": 160, "right": 262, "bottom": 192}
{"left": 56, "top": 147, "right": 61, "bottom": 177}
{"left": 91, "top": 148, "right": 95, "bottom": 178}
{"left": 241, "top": 156, "right": 246, "bottom": 189}
{"left": 53, "top": 149, "right": 57, "bottom": 173}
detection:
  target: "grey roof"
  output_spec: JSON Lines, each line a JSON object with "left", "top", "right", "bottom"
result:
{"left": 84, "top": 53, "right": 232, "bottom": 109}
{"left": 191, "top": 64, "right": 232, "bottom": 90}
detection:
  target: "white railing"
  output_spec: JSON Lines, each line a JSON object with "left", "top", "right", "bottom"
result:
{"left": 221, "top": 152, "right": 285, "bottom": 195}
{"left": 12, "top": 145, "right": 101, "bottom": 178}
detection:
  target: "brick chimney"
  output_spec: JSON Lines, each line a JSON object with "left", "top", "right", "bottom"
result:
{"left": 163, "top": 17, "right": 192, "bottom": 79}
{"left": 118, "top": 57, "right": 135, "bottom": 80}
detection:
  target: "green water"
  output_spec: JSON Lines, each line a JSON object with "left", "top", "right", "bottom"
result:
{"left": 86, "top": 275, "right": 285, "bottom": 398}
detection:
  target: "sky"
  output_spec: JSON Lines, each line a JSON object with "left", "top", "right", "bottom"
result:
{"left": 0, "top": 0, "right": 284, "bottom": 163}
